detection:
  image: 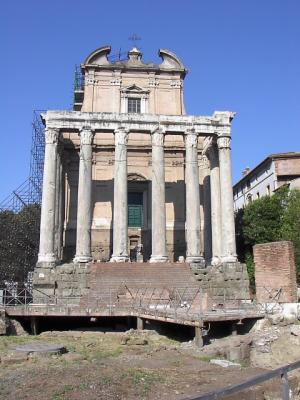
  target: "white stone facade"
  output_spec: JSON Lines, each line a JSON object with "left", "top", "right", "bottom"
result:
{"left": 37, "top": 46, "right": 238, "bottom": 265}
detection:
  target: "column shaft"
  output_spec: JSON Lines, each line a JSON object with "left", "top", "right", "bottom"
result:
{"left": 74, "top": 128, "right": 94, "bottom": 263}
{"left": 217, "top": 136, "right": 237, "bottom": 262}
{"left": 54, "top": 147, "right": 63, "bottom": 261}
{"left": 38, "top": 128, "right": 59, "bottom": 263}
{"left": 185, "top": 131, "right": 204, "bottom": 264}
{"left": 58, "top": 157, "right": 65, "bottom": 260}
{"left": 150, "top": 127, "right": 168, "bottom": 263}
{"left": 208, "top": 144, "right": 222, "bottom": 265}
{"left": 110, "top": 128, "right": 129, "bottom": 262}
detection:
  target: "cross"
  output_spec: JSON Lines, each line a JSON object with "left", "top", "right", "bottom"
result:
{"left": 128, "top": 33, "right": 141, "bottom": 47}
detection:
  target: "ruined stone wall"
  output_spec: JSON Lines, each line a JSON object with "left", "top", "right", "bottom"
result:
{"left": 254, "top": 241, "right": 297, "bottom": 303}
{"left": 33, "top": 261, "right": 250, "bottom": 307}
{"left": 191, "top": 262, "right": 250, "bottom": 304}
{"left": 33, "top": 263, "right": 90, "bottom": 304}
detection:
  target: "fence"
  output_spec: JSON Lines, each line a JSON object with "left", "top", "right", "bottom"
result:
{"left": 1, "top": 285, "right": 263, "bottom": 324}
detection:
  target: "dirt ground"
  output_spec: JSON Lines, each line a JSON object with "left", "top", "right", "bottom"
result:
{"left": 0, "top": 330, "right": 298, "bottom": 400}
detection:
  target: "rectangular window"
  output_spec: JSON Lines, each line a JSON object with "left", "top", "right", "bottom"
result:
{"left": 128, "top": 98, "right": 141, "bottom": 113}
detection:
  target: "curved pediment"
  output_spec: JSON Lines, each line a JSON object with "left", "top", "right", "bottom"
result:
{"left": 84, "top": 45, "right": 111, "bottom": 65}
{"left": 158, "top": 49, "right": 186, "bottom": 70}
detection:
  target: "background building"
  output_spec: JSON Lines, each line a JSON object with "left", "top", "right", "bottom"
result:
{"left": 233, "top": 152, "right": 300, "bottom": 210}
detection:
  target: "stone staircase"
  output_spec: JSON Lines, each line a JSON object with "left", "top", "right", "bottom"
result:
{"left": 80, "top": 262, "right": 201, "bottom": 309}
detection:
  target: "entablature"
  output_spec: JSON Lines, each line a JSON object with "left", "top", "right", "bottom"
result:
{"left": 42, "top": 110, "right": 234, "bottom": 137}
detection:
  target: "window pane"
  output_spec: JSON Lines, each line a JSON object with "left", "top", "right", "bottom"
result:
{"left": 128, "top": 98, "right": 141, "bottom": 113}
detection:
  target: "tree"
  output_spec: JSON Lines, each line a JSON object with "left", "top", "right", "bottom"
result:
{"left": 280, "top": 189, "right": 300, "bottom": 279}
{"left": 242, "top": 186, "right": 288, "bottom": 247}
{"left": 235, "top": 186, "right": 295, "bottom": 286}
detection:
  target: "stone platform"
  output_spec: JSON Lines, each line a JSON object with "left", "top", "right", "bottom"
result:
{"left": 4, "top": 261, "right": 261, "bottom": 327}
{"left": 33, "top": 261, "right": 250, "bottom": 308}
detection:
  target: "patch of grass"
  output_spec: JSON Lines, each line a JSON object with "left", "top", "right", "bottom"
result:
{"left": 99, "top": 375, "right": 113, "bottom": 386}
{"left": 122, "top": 368, "right": 165, "bottom": 397}
{"left": 195, "top": 355, "right": 215, "bottom": 363}
{"left": 52, "top": 384, "right": 74, "bottom": 400}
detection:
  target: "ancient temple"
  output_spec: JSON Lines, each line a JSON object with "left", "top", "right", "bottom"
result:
{"left": 37, "top": 45, "right": 238, "bottom": 267}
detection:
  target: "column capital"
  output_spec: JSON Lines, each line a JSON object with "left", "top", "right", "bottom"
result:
{"left": 114, "top": 126, "right": 129, "bottom": 145}
{"left": 185, "top": 129, "right": 198, "bottom": 148}
{"left": 151, "top": 126, "right": 165, "bottom": 146}
{"left": 45, "top": 128, "right": 60, "bottom": 144}
{"left": 217, "top": 135, "right": 231, "bottom": 149}
{"left": 79, "top": 126, "right": 94, "bottom": 145}
{"left": 206, "top": 143, "right": 219, "bottom": 166}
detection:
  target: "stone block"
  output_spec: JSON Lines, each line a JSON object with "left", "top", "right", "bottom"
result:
{"left": 0, "top": 311, "right": 7, "bottom": 335}
{"left": 7, "top": 319, "right": 28, "bottom": 336}
{"left": 1, "top": 351, "right": 28, "bottom": 365}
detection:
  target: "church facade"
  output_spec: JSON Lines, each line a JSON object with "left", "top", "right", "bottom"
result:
{"left": 37, "top": 45, "right": 237, "bottom": 267}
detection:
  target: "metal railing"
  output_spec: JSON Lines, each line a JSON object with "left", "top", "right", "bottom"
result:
{"left": 185, "top": 359, "right": 300, "bottom": 400}
{"left": 1, "top": 285, "right": 263, "bottom": 324}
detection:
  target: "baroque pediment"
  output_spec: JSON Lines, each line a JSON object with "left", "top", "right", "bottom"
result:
{"left": 122, "top": 84, "right": 149, "bottom": 94}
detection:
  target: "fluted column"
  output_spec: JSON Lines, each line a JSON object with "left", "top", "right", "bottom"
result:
{"left": 150, "top": 127, "right": 168, "bottom": 263}
{"left": 185, "top": 129, "right": 204, "bottom": 264}
{"left": 74, "top": 127, "right": 94, "bottom": 263}
{"left": 207, "top": 143, "right": 222, "bottom": 265}
{"left": 110, "top": 127, "right": 129, "bottom": 262}
{"left": 38, "top": 128, "right": 60, "bottom": 264}
{"left": 217, "top": 135, "right": 237, "bottom": 263}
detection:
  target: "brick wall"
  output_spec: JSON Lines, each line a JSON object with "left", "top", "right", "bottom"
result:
{"left": 254, "top": 241, "right": 297, "bottom": 303}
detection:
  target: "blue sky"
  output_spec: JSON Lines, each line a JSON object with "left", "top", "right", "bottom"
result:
{"left": 1, "top": 0, "right": 299, "bottom": 199}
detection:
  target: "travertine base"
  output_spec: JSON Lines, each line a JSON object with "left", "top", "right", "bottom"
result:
{"left": 191, "top": 261, "right": 250, "bottom": 303}
{"left": 150, "top": 255, "right": 169, "bottom": 263}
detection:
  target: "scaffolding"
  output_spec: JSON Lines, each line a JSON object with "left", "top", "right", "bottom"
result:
{"left": 0, "top": 111, "right": 45, "bottom": 212}
{"left": 0, "top": 111, "right": 45, "bottom": 283}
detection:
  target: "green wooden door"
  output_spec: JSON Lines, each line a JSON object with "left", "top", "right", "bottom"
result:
{"left": 128, "top": 192, "right": 143, "bottom": 227}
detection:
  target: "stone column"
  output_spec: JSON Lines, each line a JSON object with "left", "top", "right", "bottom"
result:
{"left": 110, "top": 127, "right": 129, "bottom": 262}
{"left": 38, "top": 128, "right": 60, "bottom": 264}
{"left": 74, "top": 127, "right": 94, "bottom": 263}
{"left": 217, "top": 136, "right": 237, "bottom": 263}
{"left": 54, "top": 146, "right": 63, "bottom": 261}
{"left": 184, "top": 129, "right": 204, "bottom": 265}
{"left": 150, "top": 127, "right": 168, "bottom": 263}
{"left": 207, "top": 143, "right": 222, "bottom": 265}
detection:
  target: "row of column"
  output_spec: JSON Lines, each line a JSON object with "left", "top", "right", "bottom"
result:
{"left": 207, "top": 138, "right": 237, "bottom": 264}
{"left": 38, "top": 126, "right": 237, "bottom": 265}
